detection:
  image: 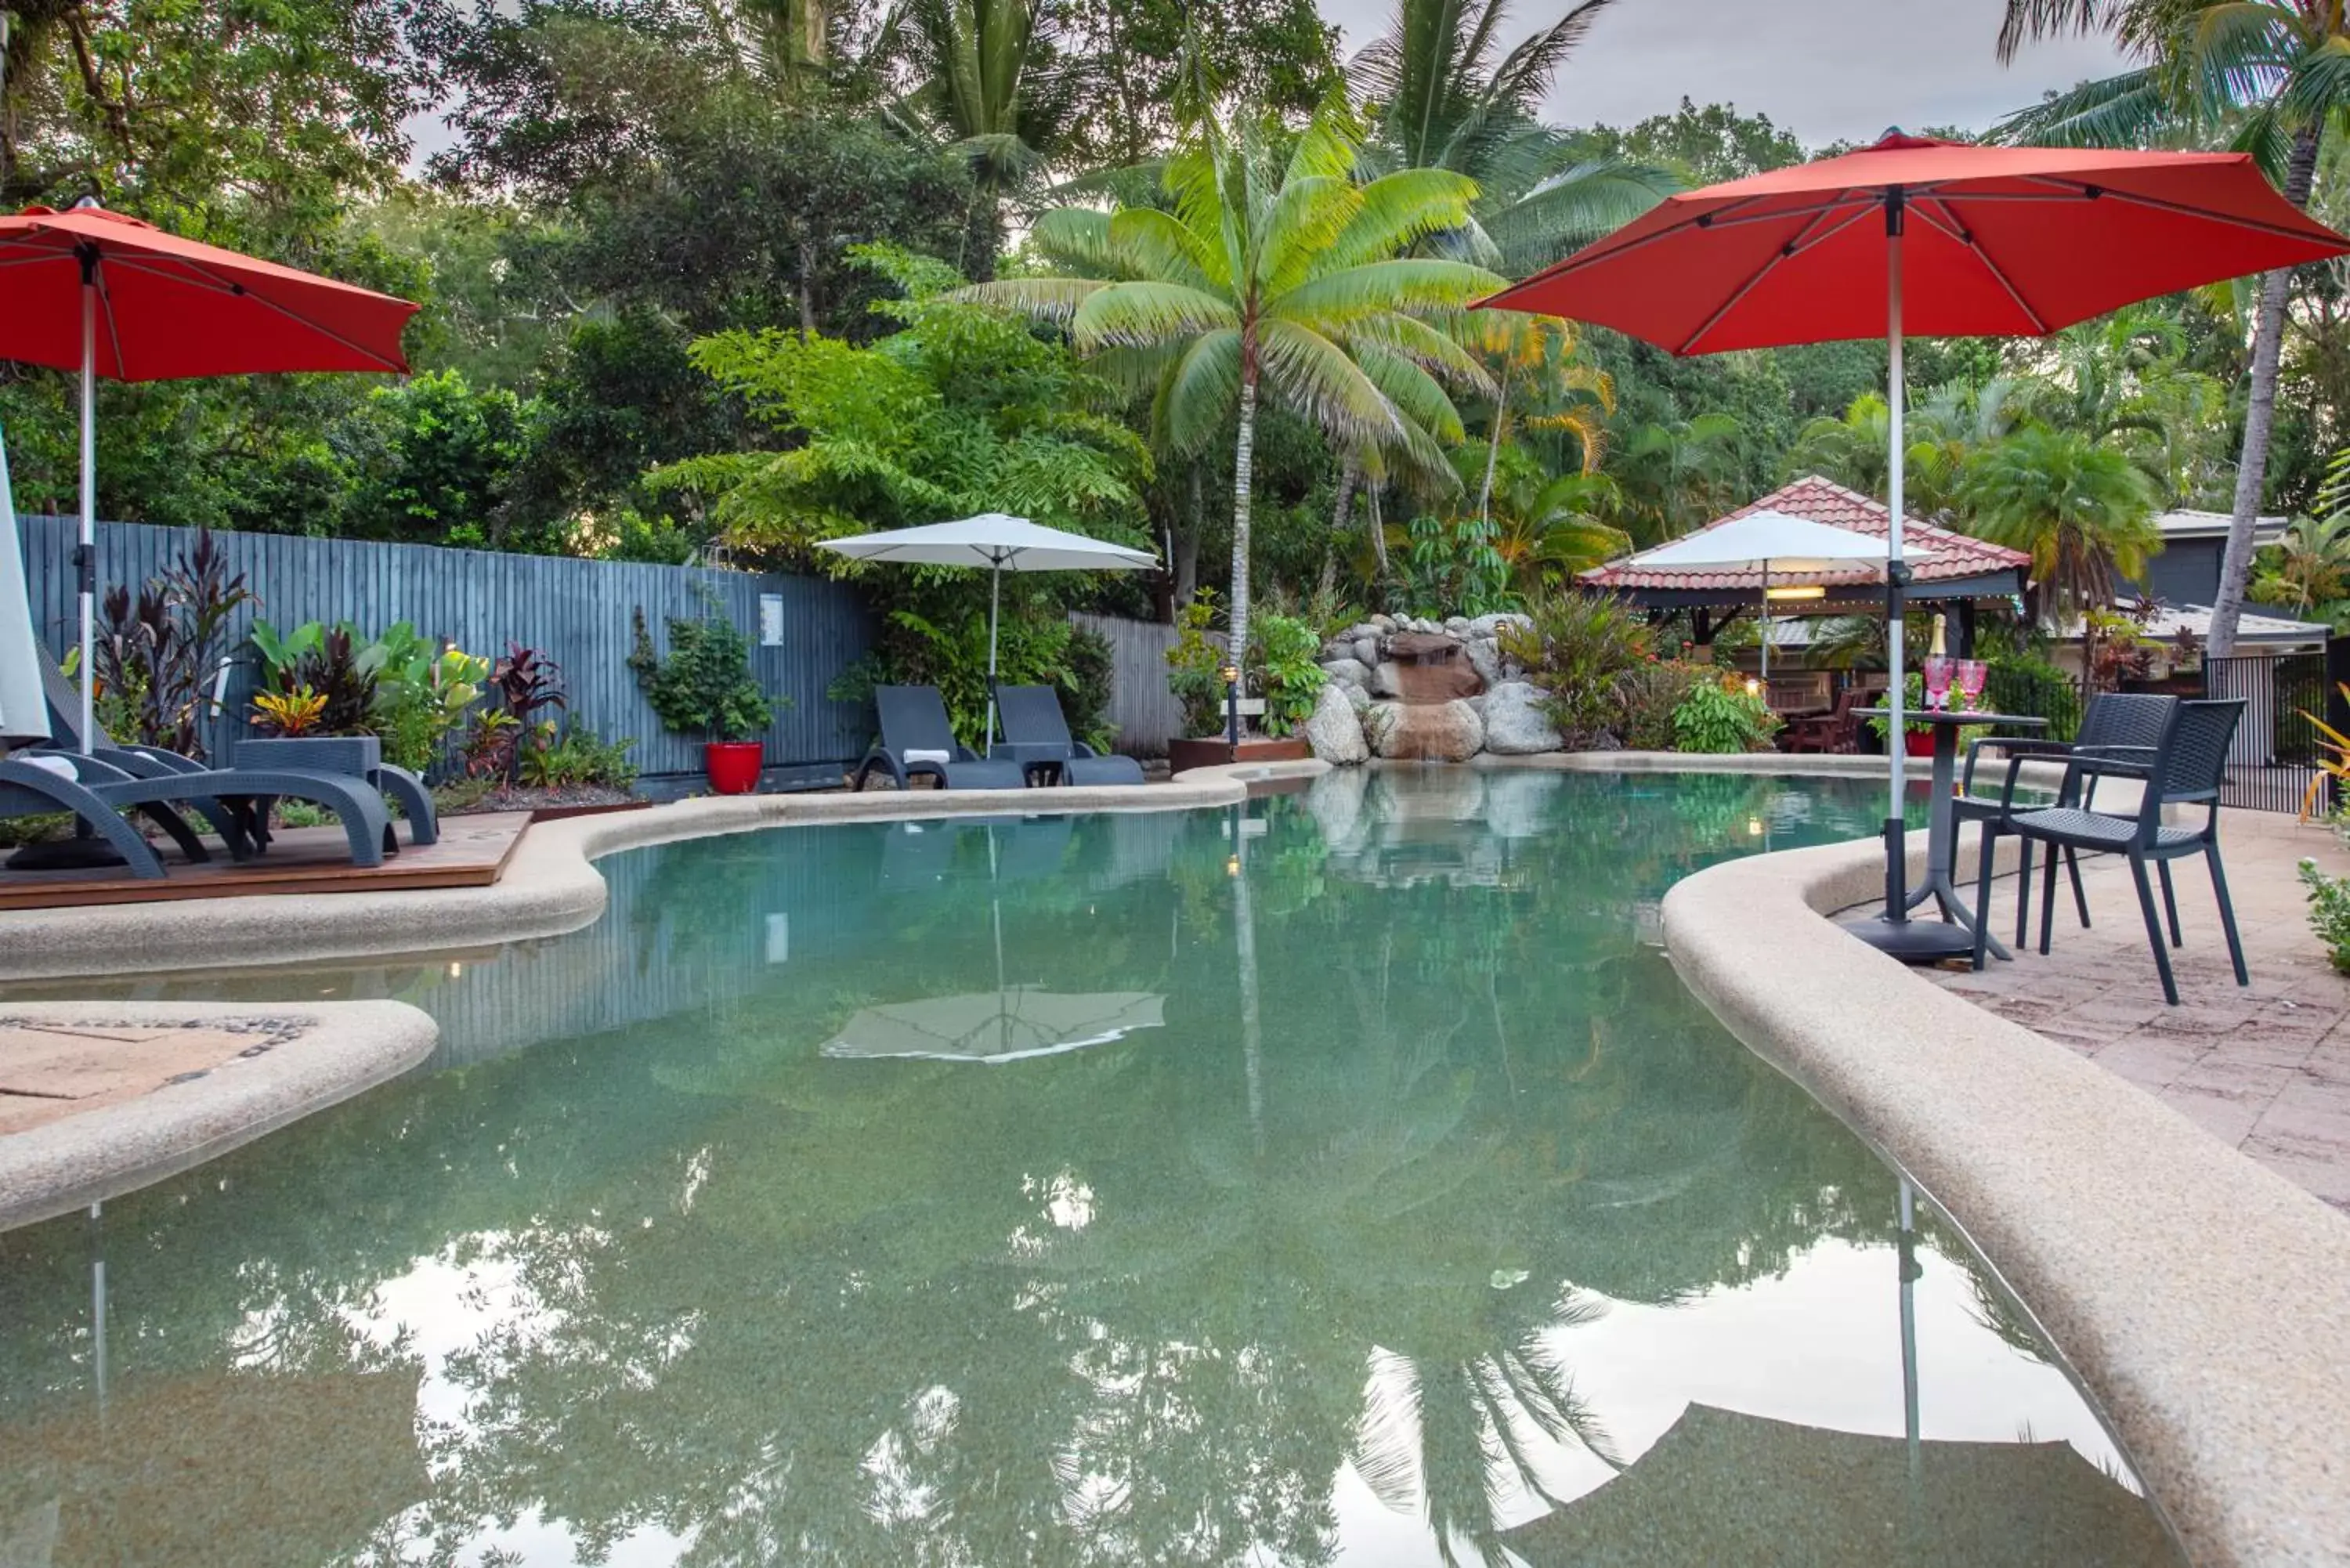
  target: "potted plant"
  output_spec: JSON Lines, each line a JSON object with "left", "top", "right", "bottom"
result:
{"left": 629, "top": 602, "right": 776, "bottom": 793}
{"left": 1865, "top": 670, "right": 1985, "bottom": 757}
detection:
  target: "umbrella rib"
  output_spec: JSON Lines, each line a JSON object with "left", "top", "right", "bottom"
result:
{"left": 95, "top": 268, "right": 127, "bottom": 380}
{"left": 1514, "top": 193, "right": 1871, "bottom": 283}
{"left": 1911, "top": 198, "right": 2052, "bottom": 334}
{"left": 1954, "top": 179, "right": 2334, "bottom": 244}
{"left": 99, "top": 253, "right": 409, "bottom": 372}
{"left": 1676, "top": 200, "right": 1882, "bottom": 355}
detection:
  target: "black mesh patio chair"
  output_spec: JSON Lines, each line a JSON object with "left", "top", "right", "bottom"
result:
{"left": 1960, "top": 692, "right": 2176, "bottom": 967}
{"left": 992, "top": 685, "right": 1145, "bottom": 786}
{"left": 1989, "top": 699, "right": 2247, "bottom": 1006}
{"left": 853, "top": 685, "right": 1025, "bottom": 790}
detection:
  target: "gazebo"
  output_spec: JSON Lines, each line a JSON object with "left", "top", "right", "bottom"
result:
{"left": 1582, "top": 475, "right": 2030, "bottom": 705}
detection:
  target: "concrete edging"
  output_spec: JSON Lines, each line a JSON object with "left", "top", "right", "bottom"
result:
{"left": 0, "top": 761, "right": 1329, "bottom": 981}
{"left": 1663, "top": 823, "right": 2350, "bottom": 1567}
{"left": 0, "top": 1000, "right": 438, "bottom": 1233}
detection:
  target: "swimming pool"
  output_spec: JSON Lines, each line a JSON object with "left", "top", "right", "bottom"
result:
{"left": 0, "top": 768, "right": 2182, "bottom": 1565}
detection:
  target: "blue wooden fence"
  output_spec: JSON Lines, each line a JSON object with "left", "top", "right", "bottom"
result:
{"left": 16, "top": 515, "right": 877, "bottom": 776}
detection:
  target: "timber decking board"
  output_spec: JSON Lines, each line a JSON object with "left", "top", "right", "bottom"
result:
{"left": 0, "top": 812, "right": 530, "bottom": 910}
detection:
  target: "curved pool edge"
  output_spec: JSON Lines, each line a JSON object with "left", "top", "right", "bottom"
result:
{"left": 1663, "top": 828, "right": 2350, "bottom": 1568}
{"left": 0, "top": 761, "right": 1329, "bottom": 985}
{"left": 0, "top": 999, "right": 438, "bottom": 1234}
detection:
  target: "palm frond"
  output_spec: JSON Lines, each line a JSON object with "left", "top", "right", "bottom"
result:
{"left": 1029, "top": 208, "right": 1126, "bottom": 277}
{"left": 1105, "top": 206, "right": 1219, "bottom": 288}
{"left": 1992, "top": 66, "right": 2170, "bottom": 146}
{"left": 1321, "top": 168, "right": 1485, "bottom": 271}
{"left": 1152, "top": 327, "right": 1243, "bottom": 455}
{"left": 1356, "top": 342, "right": 1469, "bottom": 443}
{"left": 1070, "top": 280, "right": 1240, "bottom": 350}
{"left": 1276, "top": 258, "right": 1504, "bottom": 332}
{"left": 1486, "top": 0, "right": 1621, "bottom": 117}
{"left": 952, "top": 276, "right": 1108, "bottom": 324}
{"left": 1997, "top": 0, "right": 2127, "bottom": 64}
{"left": 1256, "top": 318, "right": 1407, "bottom": 450}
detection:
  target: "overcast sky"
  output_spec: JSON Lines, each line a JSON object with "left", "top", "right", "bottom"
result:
{"left": 1316, "top": 0, "right": 2131, "bottom": 146}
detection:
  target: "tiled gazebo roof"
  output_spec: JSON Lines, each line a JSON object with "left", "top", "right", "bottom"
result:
{"left": 1582, "top": 475, "right": 2030, "bottom": 602}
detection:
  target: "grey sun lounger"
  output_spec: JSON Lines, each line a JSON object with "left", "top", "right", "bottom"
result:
{"left": 853, "top": 685, "right": 1026, "bottom": 790}
{"left": 0, "top": 749, "right": 396, "bottom": 877}
{"left": 992, "top": 685, "right": 1145, "bottom": 786}
{"left": 28, "top": 645, "right": 436, "bottom": 853}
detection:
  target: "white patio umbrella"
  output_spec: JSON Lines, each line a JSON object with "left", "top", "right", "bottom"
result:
{"left": 816, "top": 514, "right": 1158, "bottom": 752}
{"left": 0, "top": 427, "right": 50, "bottom": 747}
{"left": 1623, "top": 510, "right": 1934, "bottom": 679}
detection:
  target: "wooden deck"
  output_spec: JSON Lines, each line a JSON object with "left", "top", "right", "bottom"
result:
{"left": 0, "top": 811, "right": 530, "bottom": 910}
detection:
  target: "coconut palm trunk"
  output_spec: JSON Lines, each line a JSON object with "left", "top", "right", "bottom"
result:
{"left": 2212, "top": 123, "right": 2323, "bottom": 656}
{"left": 1230, "top": 367, "right": 1258, "bottom": 691}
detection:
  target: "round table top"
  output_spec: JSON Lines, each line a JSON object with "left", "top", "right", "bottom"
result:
{"left": 1853, "top": 707, "right": 2047, "bottom": 728}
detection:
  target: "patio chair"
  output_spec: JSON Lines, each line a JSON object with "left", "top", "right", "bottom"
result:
{"left": 852, "top": 686, "right": 1025, "bottom": 790}
{"left": 992, "top": 685, "right": 1146, "bottom": 786}
{"left": 1985, "top": 699, "right": 2246, "bottom": 1005}
{"left": 1783, "top": 687, "right": 1874, "bottom": 755}
{"left": 1959, "top": 692, "right": 2175, "bottom": 969}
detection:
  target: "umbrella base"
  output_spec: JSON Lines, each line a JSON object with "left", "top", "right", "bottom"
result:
{"left": 1846, "top": 913, "right": 1976, "bottom": 963}
{"left": 6, "top": 837, "right": 129, "bottom": 872}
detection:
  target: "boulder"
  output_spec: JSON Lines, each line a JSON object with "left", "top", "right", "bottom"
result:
{"left": 1465, "top": 637, "right": 1504, "bottom": 690}
{"left": 1352, "top": 634, "right": 1383, "bottom": 668}
{"left": 1480, "top": 681, "right": 1564, "bottom": 754}
{"left": 1303, "top": 681, "right": 1370, "bottom": 764}
{"left": 1444, "top": 615, "right": 1471, "bottom": 635}
{"left": 1320, "top": 656, "right": 1372, "bottom": 688}
{"left": 1368, "top": 660, "right": 1407, "bottom": 699}
{"left": 1371, "top": 613, "right": 1397, "bottom": 631}
{"left": 1470, "top": 612, "right": 1531, "bottom": 639}
{"left": 1368, "top": 698, "right": 1484, "bottom": 762}
{"left": 1341, "top": 681, "right": 1369, "bottom": 714}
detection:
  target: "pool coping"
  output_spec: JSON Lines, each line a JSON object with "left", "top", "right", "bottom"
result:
{"left": 0, "top": 999, "right": 437, "bottom": 1233}
{"left": 1661, "top": 813, "right": 2350, "bottom": 1568}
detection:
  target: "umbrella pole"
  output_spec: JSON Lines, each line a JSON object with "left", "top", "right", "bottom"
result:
{"left": 1760, "top": 560, "right": 1770, "bottom": 681}
{"left": 77, "top": 259, "right": 96, "bottom": 755}
{"left": 984, "top": 560, "right": 1001, "bottom": 757}
{"left": 1884, "top": 210, "right": 1907, "bottom": 909}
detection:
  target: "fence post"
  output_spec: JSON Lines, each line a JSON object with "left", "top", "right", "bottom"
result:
{"left": 2329, "top": 636, "right": 2350, "bottom": 816}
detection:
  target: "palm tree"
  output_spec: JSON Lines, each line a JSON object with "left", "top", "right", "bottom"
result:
{"left": 2250, "top": 513, "right": 2350, "bottom": 613}
{"left": 1350, "top": 0, "right": 1671, "bottom": 275}
{"left": 964, "top": 95, "right": 1502, "bottom": 683}
{"left": 2015, "top": 302, "right": 2226, "bottom": 496}
{"left": 1611, "top": 411, "right": 1747, "bottom": 543}
{"left": 1460, "top": 310, "right": 1613, "bottom": 527}
{"left": 1997, "top": 0, "right": 2350, "bottom": 656}
{"left": 885, "top": 0, "right": 1079, "bottom": 278}
{"left": 1957, "top": 425, "right": 2164, "bottom": 628}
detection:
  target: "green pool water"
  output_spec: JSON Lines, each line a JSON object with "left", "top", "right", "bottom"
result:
{"left": 0, "top": 768, "right": 2184, "bottom": 1566}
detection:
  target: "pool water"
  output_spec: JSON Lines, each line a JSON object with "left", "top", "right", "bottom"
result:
{"left": 0, "top": 768, "right": 2182, "bottom": 1566}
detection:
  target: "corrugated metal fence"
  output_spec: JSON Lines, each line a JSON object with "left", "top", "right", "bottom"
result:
{"left": 19, "top": 515, "right": 877, "bottom": 775}
{"left": 1071, "top": 611, "right": 1182, "bottom": 757}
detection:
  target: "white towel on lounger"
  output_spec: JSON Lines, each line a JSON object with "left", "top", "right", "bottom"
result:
{"left": 903, "top": 749, "right": 953, "bottom": 766}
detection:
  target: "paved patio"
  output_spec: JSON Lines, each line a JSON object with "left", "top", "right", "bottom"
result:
{"left": 1922, "top": 809, "right": 2350, "bottom": 1212}
{"left": 0, "top": 1016, "right": 309, "bottom": 1135}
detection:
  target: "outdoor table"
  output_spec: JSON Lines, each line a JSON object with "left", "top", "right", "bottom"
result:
{"left": 1856, "top": 707, "right": 2047, "bottom": 961}
{"left": 992, "top": 740, "right": 1068, "bottom": 786}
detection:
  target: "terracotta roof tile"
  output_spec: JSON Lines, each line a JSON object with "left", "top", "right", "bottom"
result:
{"left": 1582, "top": 475, "right": 2030, "bottom": 594}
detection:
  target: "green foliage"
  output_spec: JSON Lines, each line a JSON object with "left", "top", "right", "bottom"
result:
{"left": 1671, "top": 674, "right": 1778, "bottom": 754}
{"left": 1985, "top": 655, "right": 2084, "bottom": 743}
{"left": 2299, "top": 858, "right": 2350, "bottom": 974}
{"left": 1253, "top": 613, "right": 1327, "bottom": 737}
{"left": 1958, "top": 425, "right": 2162, "bottom": 625}
{"left": 1395, "top": 515, "right": 1513, "bottom": 618}
{"left": 86, "top": 529, "right": 255, "bottom": 760}
{"left": 1166, "top": 597, "right": 1231, "bottom": 737}
{"left": 1499, "top": 593, "right": 1653, "bottom": 747}
{"left": 1618, "top": 659, "right": 1712, "bottom": 751}
{"left": 1571, "top": 97, "right": 1806, "bottom": 187}
{"left": 628, "top": 602, "right": 777, "bottom": 742}
{"left": 519, "top": 720, "right": 640, "bottom": 790}
{"left": 249, "top": 620, "right": 379, "bottom": 737}
{"left": 372, "top": 642, "right": 493, "bottom": 775}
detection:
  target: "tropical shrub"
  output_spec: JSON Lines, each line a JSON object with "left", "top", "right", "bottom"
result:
{"left": 1618, "top": 659, "right": 1713, "bottom": 750}
{"left": 629, "top": 602, "right": 776, "bottom": 742}
{"left": 249, "top": 620, "right": 379, "bottom": 735}
{"left": 1254, "top": 613, "right": 1327, "bottom": 737}
{"left": 1394, "top": 515, "right": 1513, "bottom": 619}
{"left": 371, "top": 638, "right": 490, "bottom": 774}
{"left": 1672, "top": 674, "right": 1778, "bottom": 753}
{"left": 519, "top": 720, "right": 640, "bottom": 790}
{"left": 1499, "top": 592, "right": 1652, "bottom": 747}
{"left": 249, "top": 685, "right": 327, "bottom": 739}
{"left": 88, "top": 528, "right": 255, "bottom": 759}
{"left": 2299, "top": 858, "right": 2350, "bottom": 974}
{"left": 1166, "top": 598, "right": 1229, "bottom": 738}
{"left": 1985, "top": 655, "right": 2081, "bottom": 743}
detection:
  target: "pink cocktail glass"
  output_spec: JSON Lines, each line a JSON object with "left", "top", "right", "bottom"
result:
{"left": 1954, "top": 659, "right": 1989, "bottom": 710}
{"left": 1922, "top": 656, "right": 1955, "bottom": 713}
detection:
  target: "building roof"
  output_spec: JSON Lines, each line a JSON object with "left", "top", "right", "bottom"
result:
{"left": 2153, "top": 508, "right": 2287, "bottom": 544}
{"left": 2054, "top": 602, "right": 2330, "bottom": 648}
{"left": 1582, "top": 475, "right": 2031, "bottom": 599}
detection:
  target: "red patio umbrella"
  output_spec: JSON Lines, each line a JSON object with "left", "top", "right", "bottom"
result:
{"left": 1480, "top": 132, "right": 2350, "bottom": 959}
{"left": 0, "top": 198, "right": 418, "bottom": 752}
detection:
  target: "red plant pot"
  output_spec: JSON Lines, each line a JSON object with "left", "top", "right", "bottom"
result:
{"left": 704, "top": 741, "right": 765, "bottom": 794}
{"left": 1904, "top": 730, "right": 1936, "bottom": 759}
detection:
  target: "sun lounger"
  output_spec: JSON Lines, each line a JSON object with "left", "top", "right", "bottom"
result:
{"left": 991, "top": 685, "right": 1144, "bottom": 786}
{"left": 854, "top": 685, "right": 1025, "bottom": 789}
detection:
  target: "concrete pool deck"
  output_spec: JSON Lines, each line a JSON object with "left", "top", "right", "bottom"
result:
{"left": 1922, "top": 809, "right": 2350, "bottom": 1213}
{"left": 2, "top": 752, "right": 2346, "bottom": 1563}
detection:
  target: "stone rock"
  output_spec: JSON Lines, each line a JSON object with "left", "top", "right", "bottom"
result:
{"left": 1352, "top": 635, "right": 1383, "bottom": 669}
{"left": 1368, "top": 660, "right": 1406, "bottom": 699}
{"left": 1343, "top": 621, "right": 1382, "bottom": 642}
{"left": 1465, "top": 637, "right": 1504, "bottom": 690}
{"left": 1371, "top": 613, "right": 1397, "bottom": 631}
{"left": 1320, "top": 638, "right": 1353, "bottom": 663}
{"left": 1480, "top": 681, "right": 1564, "bottom": 754}
{"left": 1341, "top": 682, "right": 1369, "bottom": 713}
{"left": 1444, "top": 615, "right": 1471, "bottom": 636}
{"left": 1320, "top": 656, "right": 1372, "bottom": 688}
{"left": 1303, "top": 681, "right": 1369, "bottom": 764}
{"left": 1368, "top": 698, "right": 1484, "bottom": 761}
{"left": 1470, "top": 612, "right": 1531, "bottom": 639}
